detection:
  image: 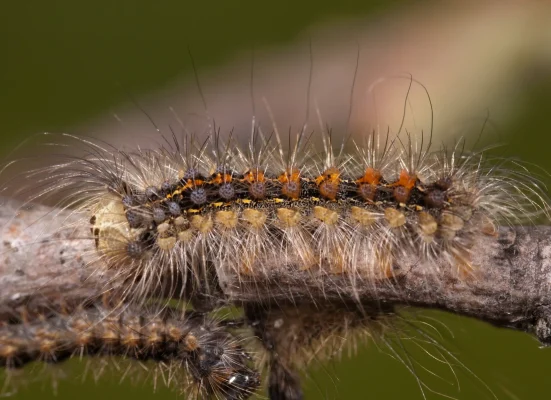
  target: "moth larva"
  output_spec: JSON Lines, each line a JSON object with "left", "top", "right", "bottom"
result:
{"left": 2, "top": 117, "right": 550, "bottom": 399}
{"left": 0, "top": 303, "right": 259, "bottom": 399}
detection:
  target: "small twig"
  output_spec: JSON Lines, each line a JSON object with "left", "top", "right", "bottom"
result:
{"left": 1, "top": 196, "right": 551, "bottom": 345}
{"left": 0, "top": 198, "right": 113, "bottom": 319}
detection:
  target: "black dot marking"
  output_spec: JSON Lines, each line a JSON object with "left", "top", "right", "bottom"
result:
{"left": 436, "top": 176, "right": 453, "bottom": 190}
{"left": 93, "top": 228, "right": 100, "bottom": 248}
{"left": 152, "top": 207, "right": 166, "bottom": 223}
{"left": 190, "top": 188, "right": 207, "bottom": 205}
{"left": 167, "top": 201, "right": 182, "bottom": 216}
{"left": 161, "top": 181, "right": 171, "bottom": 193}
{"left": 393, "top": 186, "right": 411, "bottom": 203}
{"left": 285, "top": 181, "right": 299, "bottom": 193}
{"left": 122, "top": 195, "right": 134, "bottom": 208}
{"left": 358, "top": 184, "right": 377, "bottom": 201}
{"left": 425, "top": 189, "right": 446, "bottom": 208}
{"left": 126, "top": 210, "right": 142, "bottom": 228}
{"left": 249, "top": 182, "right": 266, "bottom": 200}
{"left": 184, "top": 168, "right": 199, "bottom": 180}
{"left": 145, "top": 186, "right": 159, "bottom": 200}
{"left": 126, "top": 241, "right": 143, "bottom": 258}
{"left": 219, "top": 183, "right": 235, "bottom": 200}
{"left": 320, "top": 181, "right": 338, "bottom": 200}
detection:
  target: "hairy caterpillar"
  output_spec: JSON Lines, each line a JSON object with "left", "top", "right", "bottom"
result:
{"left": 1, "top": 111, "right": 550, "bottom": 399}
{"left": 0, "top": 302, "right": 259, "bottom": 399}
{"left": 10, "top": 119, "right": 549, "bottom": 304}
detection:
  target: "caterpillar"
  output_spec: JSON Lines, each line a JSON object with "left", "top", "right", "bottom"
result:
{"left": 11, "top": 124, "right": 549, "bottom": 305}
{"left": 0, "top": 302, "right": 260, "bottom": 399}
{"left": 1, "top": 119, "right": 549, "bottom": 399}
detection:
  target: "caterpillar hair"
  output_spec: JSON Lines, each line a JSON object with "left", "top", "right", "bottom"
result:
{"left": 0, "top": 302, "right": 259, "bottom": 399}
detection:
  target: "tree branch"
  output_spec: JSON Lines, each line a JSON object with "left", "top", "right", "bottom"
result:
{"left": 1, "top": 196, "right": 550, "bottom": 345}
{"left": 0, "top": 198, "right": 113, "bottom": 319}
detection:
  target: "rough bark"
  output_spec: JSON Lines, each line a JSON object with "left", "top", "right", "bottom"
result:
{"left": 1, "top": 196, "right": 551, "bottom": 345}
{"left": 0, "top": 198, "right": 113, "bottom": 320}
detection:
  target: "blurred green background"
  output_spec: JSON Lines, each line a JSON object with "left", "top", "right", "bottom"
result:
{"left": 2, "top": 1, "right": 551, "bottom": 399}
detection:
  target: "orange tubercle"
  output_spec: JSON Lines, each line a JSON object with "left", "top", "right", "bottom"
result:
{"left": 209, "top": 172, "right": 232, "bottom": 185}
{"left": 182, "top": 178, "right": 205, "bottom": 190}
{"left": 393, "top": 170, "right": 417, "bottom": 189}
{"left": 316, "top": 167, "right": 341, "bottom": 200}
{"left": 356, "top": 167, "right": 382, "bottom": 185}
{"left": 391, "top": 170, "right": 417, "bottom": 203}
{"left": 279, "top": 168, "right": 302, "bottom": 200}
{"left": 244, "top": 170, "right": 265, "bottom": 184}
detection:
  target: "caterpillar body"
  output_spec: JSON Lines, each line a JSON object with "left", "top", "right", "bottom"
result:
{"left": 15, "top": 128, "right": 548, "bottom": 305}
{"left": 0, "top": 303, "right": 260, "bottom": 399}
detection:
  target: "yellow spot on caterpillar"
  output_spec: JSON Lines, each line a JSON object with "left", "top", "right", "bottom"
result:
{"left": 439, "top": 212, "right": 464, "bottom": 239}
{"left": 385, "top": 208, "right": 406, "bottom": 228}
{"left": 93, "top": 197, "right": 135, "bottom": 261}
{"left": 174, "top": 216, "right": 189, "bottom": 227}
{"left": 242, "top": 209, "right": 267, "bottom": 228}
{"left": 183, "top": 333, "right": 199, "bottom": 351}
{"left": 440, "top": 212, "right": 464, "bottom": 231}
{"left": 215, "top": 210, "right": 238, "bottom": 229}
{"left": 190, "top": 215, "right": 213, "bottom": 233}
{"left": 244, "top": 170, "right": 265, "bottom": 184}
{"left": 277, "top": 208, "right": 301, "bottom": 227}
{"left": 178, "top": 229, "right": 193, "bottom": 242}
{"left": 209, "top": 172, "right": 232, "bottom": 185}
{"left": 418, "top": 211, "right": 438, "bottom": 241}
{"left": 143, "top": 317, "right": 164, "bottom": 347}
{"left": 98, "top": 316, "right": 119, "bottom": 345}
{"left": 350, "top": 206, "right": 376, "bottom": 226}
{"left": 166, "top": 322, "right": 183, "bottom": 341}
{"left": 157, "top": 236, "right": 176, "bottom": 251}
{"left": 452, "top": 206, "right": 473, "bottom": 222}
{"left": 313, "top": 206, "right": 338, "bottom": 225}
{"left": 157, "top": 222, "right": 171, "bottom": 234}
{"left": 121, "top": 317, "right": 141, "bottom": 349}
